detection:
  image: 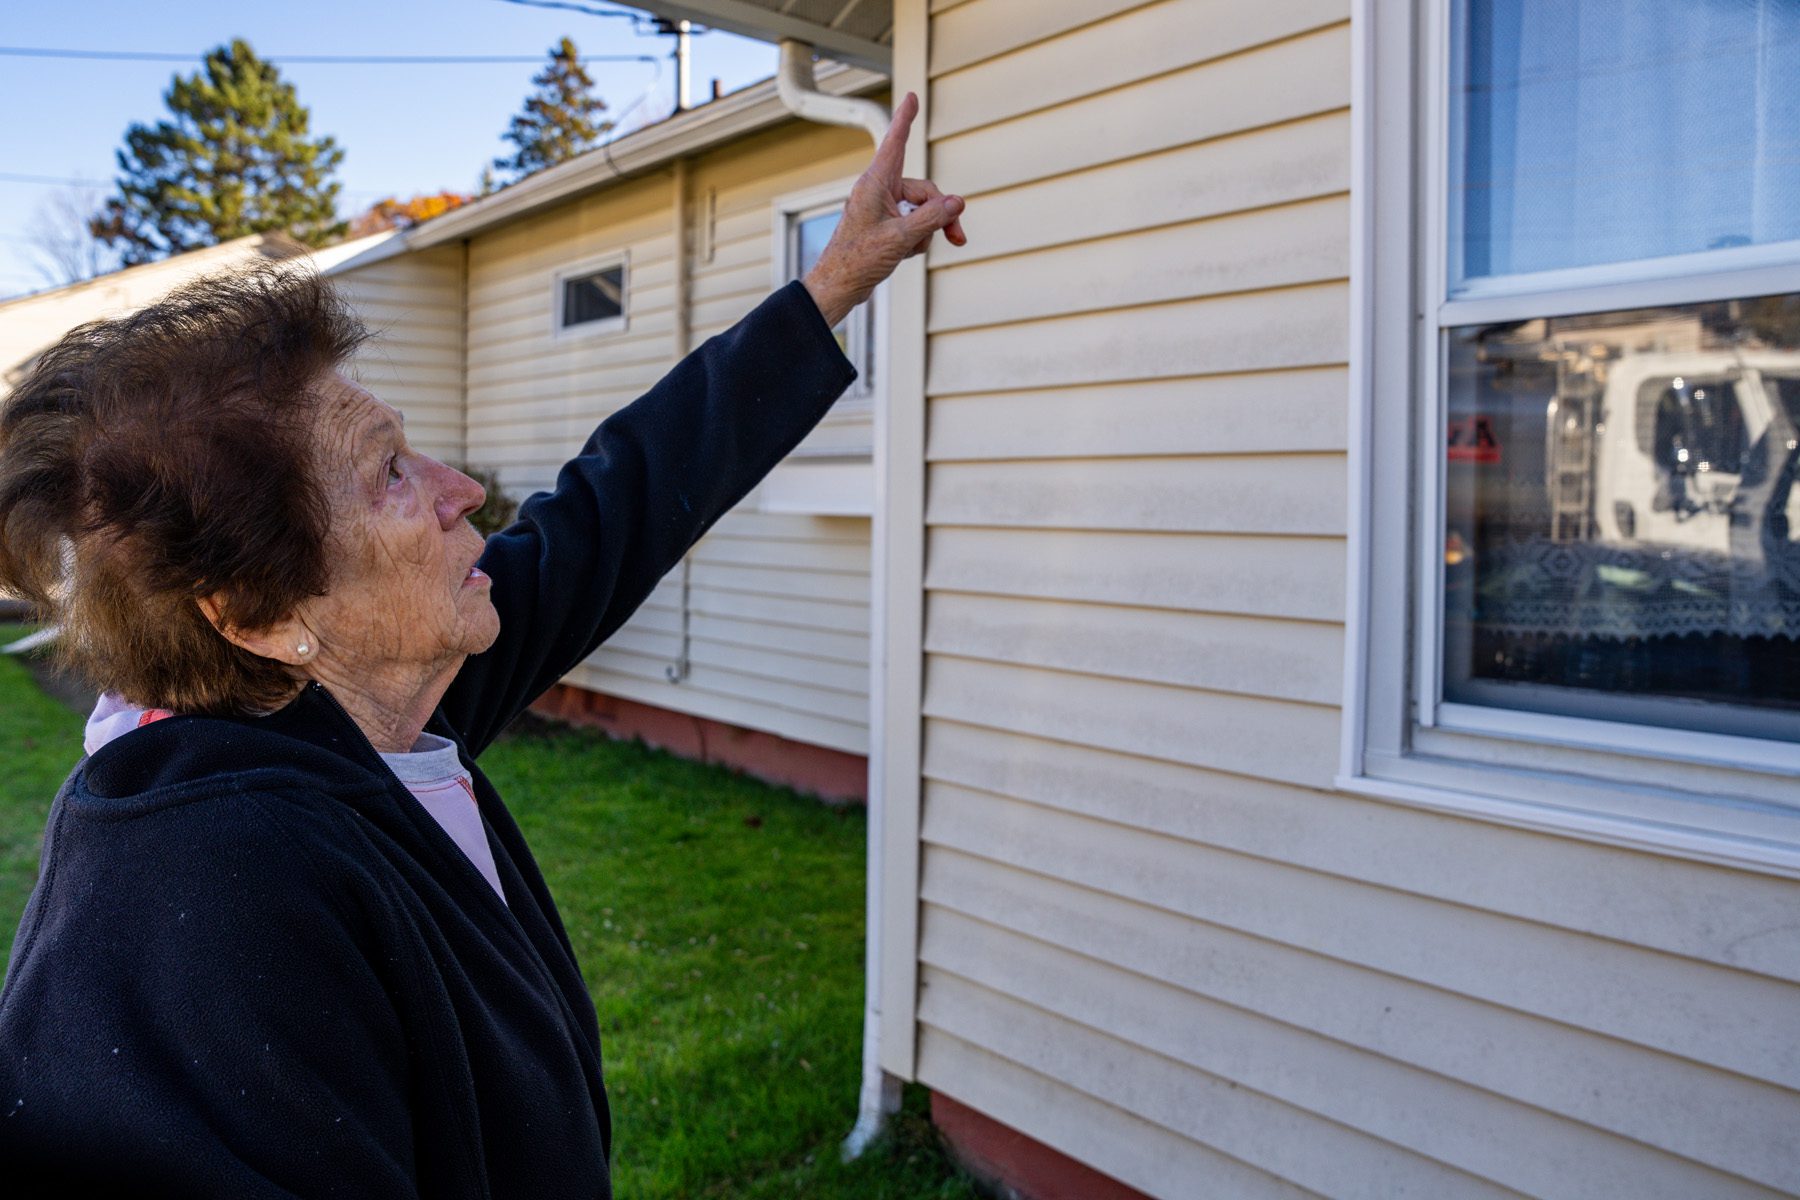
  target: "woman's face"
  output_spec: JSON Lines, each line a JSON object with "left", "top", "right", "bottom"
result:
{"left": 301, "top": 370, "right": 500, "bottom": 678}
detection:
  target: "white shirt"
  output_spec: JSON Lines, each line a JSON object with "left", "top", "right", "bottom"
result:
{"left": 86, "top": 693, "right": 508, "bottom": 906}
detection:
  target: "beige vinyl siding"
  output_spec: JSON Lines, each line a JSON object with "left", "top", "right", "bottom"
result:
{"left": 464, "top": 120, "right": 878, "bottom": 756}
{"left": 912, "top": 1, "right": 1800, "bottom": 1198}
{"left": 332, "top": 244, "right": 465, "bottom": 462}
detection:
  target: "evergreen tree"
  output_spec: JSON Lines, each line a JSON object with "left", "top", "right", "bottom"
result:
{"left": 91, "top": 38, "right": 345, "bottom": 265}
{"left": 492, "top": 38, "right": 612, "bottom": 184}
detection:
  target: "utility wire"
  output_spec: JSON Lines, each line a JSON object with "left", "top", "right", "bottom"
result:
{"left": 0, "top": 46, "right": 658, "bottom": 64}
{"left": 489, "top": 0, "right": 649, "bottom": 23}
{"left": 0, "top": 174, "right": 447, "bottom": 198}
{"left": 488, "top": 0, "right": 714, "bottom": 38}
{"left": 0, "top": 172, "right": 105, "bottom": 187}
{"left": 3, "top": 11, "right": 683, "bottom": 191}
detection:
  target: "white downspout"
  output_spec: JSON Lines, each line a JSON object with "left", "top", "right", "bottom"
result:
{"left": 776, "top": 39, "right": 891, "bottom": 145}
{"left": 772, "top": 37, "right": 903, "bottom": 1161}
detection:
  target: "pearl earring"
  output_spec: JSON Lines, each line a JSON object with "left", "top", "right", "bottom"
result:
{"left": 297, "top": 642, "right": 310, "bottom": 656}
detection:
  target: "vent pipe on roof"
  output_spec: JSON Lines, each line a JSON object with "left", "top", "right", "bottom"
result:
{"left": 675, "top": 20, "right": 692, "bottom": 111}
{"left": 775, "top": 39, "right": 889, "bottom": 144}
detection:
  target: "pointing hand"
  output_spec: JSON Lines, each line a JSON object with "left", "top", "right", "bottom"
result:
{"left": 802, "top": 92, "right": 967, "bottom": 327}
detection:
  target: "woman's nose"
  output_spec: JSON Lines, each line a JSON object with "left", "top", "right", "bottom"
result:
{"left": 429, "top": 459, "right": 486, "bottom": 528}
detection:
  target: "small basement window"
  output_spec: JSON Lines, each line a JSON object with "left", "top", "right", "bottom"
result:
{"left": 554, "top": 255, "right": 627, "bottom": 337}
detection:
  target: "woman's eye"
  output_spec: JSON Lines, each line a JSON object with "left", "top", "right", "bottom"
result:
{"left": 386, "top": 456, "right": 404, "bottom": 486}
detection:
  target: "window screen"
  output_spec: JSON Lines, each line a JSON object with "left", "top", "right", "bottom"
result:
{"left": 1449, "top": 0, "right": 1800, "bottom": 291}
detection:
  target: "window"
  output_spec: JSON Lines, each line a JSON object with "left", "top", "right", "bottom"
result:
{"left": 553, "top": 254, "right": 627, "bottom": 337}
{"left": 1347, "top": 0, "right": 1800, "bottom": 865}
{"left": 1442, "top": 300, "right": 1800, "bottom": 743}
{"left": 785, "top": 202, "right": 874, "bottom": 402}
{"left": 759, "top": 180, "right": 882, "bottom": 515}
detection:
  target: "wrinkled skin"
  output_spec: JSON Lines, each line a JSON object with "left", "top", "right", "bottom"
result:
{"left": 294, "top": 372, "right": 499, "bottom": 750}
{"left": 203, "top": 92, "right": 966, "bottom": 755}
{"left": 799, "top": 92, "right": 966, "bottom": 326}
{"left": 203, "top": 370, "right": 497, "bottom": 752}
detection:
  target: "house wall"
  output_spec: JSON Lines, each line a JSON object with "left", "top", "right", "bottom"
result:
{"left": 462, "top": 119, "right": 878, "bottom": 757}
{"left": 910, "top": 1, "right": 1800, "bottom": 1198}
{"left": 331, "top": 242, "right": 466, "bottom": 462}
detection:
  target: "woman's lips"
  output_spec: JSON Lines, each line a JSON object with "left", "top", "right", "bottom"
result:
{"left": 463, "top": 565, "right": 490, "bottom": 587}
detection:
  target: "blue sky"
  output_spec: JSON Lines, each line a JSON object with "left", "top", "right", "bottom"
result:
{"left": 0, "top": 1, "right": 778, "bottom": 299}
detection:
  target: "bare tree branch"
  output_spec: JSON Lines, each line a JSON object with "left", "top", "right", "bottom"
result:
{"left": 24, "top": 182, "right": 120, "bottom": 288}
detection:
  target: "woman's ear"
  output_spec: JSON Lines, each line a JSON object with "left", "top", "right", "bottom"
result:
{"left": 196, "top": 594, "right": 315, "bottom": 666}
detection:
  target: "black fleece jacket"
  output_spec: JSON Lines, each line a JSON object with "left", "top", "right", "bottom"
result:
{"left": 0, "top": 281, "right": 857, "bottom": 1198}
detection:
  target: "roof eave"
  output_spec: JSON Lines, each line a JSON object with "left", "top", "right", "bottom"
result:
{"left": 622, "top": 1, "right": 891, "bottom": 72}
{"left": 403, "top": 63, "right": 887, "bottom": 250}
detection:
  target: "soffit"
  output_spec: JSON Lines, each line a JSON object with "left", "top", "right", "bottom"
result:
{"left": 625, "top": 1, "right": 892, "bottom": 72}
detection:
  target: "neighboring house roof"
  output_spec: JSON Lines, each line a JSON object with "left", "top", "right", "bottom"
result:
{"left": 0, "top": 229, "right": 403, "bottom": 393}
{"left": 0, "top": 231, "right": 303, "bottom": 314}
{"left": 402, "top": 61, "right": 885, "bottom": 250}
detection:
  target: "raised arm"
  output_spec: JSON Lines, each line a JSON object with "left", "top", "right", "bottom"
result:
{"left": 441, "top": 281, "right": 850, "bottom": 752}
{"left": 440, "top": 94, "right": 965, "bottom": 754}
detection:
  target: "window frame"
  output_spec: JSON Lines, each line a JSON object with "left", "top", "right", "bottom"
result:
{"left": 550, "top": 249, "right": 629, "bottom": 341}
{"left": 1341, "top": 0, "right": 1800, "bottom": 877}
{"left": 771, "top": 179, "right": 878, "bottom": 409}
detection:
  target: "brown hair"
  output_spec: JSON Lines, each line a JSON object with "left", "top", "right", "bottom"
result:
{"left": 0, "top": 261, "right": 369, "bottom": 714}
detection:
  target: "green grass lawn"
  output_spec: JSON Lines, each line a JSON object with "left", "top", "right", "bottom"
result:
{"left": 0, "top": 624, "right": 981, "bottom": 1199}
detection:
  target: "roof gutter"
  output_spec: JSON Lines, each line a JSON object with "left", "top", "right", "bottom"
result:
{"left": 403, "top": 62, "right": 886, "bottom": 250}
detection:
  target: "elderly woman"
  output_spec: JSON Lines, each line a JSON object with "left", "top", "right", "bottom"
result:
{"left": 0, "top": 96, "right": 964, "bottom": 1197}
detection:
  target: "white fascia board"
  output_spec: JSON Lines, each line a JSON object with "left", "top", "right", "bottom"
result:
{"left": 403, "top": 64, "right": 887, "bottom": 251}
{"left": 624, "top": 1, "right": 891, "bottom": 73}
{"left": 313, "top": 230, "right": 409, "bottom": 275}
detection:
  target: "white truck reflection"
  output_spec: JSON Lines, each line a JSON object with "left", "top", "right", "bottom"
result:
{"left": 1562, "top": 351, "right": 1800, "bottom": 563}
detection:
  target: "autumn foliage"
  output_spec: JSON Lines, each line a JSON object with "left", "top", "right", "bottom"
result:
{"left": 347, "top": 191, "right": 475, "bottom": 237}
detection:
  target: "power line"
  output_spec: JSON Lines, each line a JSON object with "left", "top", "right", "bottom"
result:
{"left": 0, "top": 174, "right": 471, "bottom": 205}
{"left": 0, "top": 174, "right": 455, "bottom": 199}
{"left": 489, "top": 0, "right": 649, "bottom": 22}
{"left": 0, "top": 46, "right": 658, "bottom": 65}
{"left": 489, "top": 0, "right": 716, "bottom": 44}
{"left": 0, "top": 172, "right": 106, "bottom": 187}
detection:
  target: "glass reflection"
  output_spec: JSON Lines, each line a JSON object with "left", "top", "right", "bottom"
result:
{"left": 1443, "top": 293, "right": 1800, "bottom": 740}
{"left": 796, "top": 210, "right": 853, "bottom": 358}
{"left": 562, "top": 266, "right": 623, "bottom": 327}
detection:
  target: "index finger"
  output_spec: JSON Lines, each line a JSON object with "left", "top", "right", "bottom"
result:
{"left": 870, "top": 92, "right": 919, "bottom": 187}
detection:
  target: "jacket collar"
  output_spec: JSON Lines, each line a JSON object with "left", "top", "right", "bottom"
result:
{"left": 79, "top": 681, "right": 424, "bottom": 805}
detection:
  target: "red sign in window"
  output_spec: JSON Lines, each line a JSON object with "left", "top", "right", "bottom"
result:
{"left": 1447, "top": 415, "right": 1502, "bottom": 463}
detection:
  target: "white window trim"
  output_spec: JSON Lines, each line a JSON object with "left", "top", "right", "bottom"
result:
{"left": 1341, "top": 0, "right": 1800, "bottom": 879}
{"left": 771, "top": 178, "right": 880, "bottom": 415}
{"left": 550, "top": 249, "right": 629, "bottom": 341}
